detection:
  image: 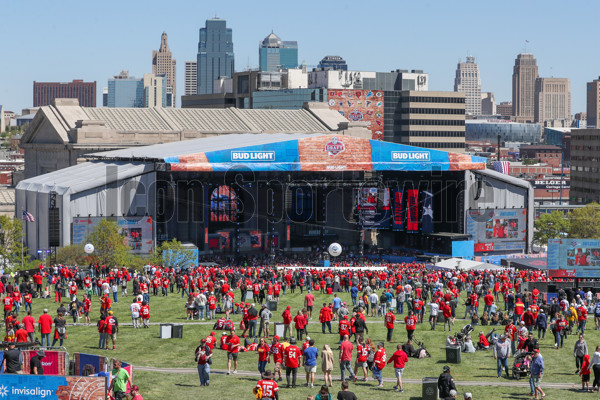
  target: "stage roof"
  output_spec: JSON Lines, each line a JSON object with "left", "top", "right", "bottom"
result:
{"left": 92, "top": 134, "right": 487, "bottom": 173}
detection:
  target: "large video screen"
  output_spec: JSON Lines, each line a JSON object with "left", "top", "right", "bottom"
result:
{"left": 466, "top": 208, "right": 527, "bottom": 252}
{"left": 357, "top": 187, "right": 390, "bottom": 229}
{"left": 73, "top": 216, "right": 154, "bottom": 254}
{"left": 211, "top": 185, "right": 238, "bottom": 222}
{"left": 548, "top": 239, "right": 600, "bottom": 278}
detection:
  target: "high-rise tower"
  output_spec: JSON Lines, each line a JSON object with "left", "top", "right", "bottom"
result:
{"left": 152, "top": 32, "right": 176, "bottom": 107}
{"left": 512, "top": 53, "right": 539, "bottom": 121}
{"left": 453, "top": 56, "right": 482, "bottom": 116}
{"left": 197, "top": 18, "right": 234, "bottom": 95}
{"left": 258, "top": 32, "right": 298, "bottom": 72}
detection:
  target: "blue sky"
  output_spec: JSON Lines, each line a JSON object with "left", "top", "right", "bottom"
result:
{"left": 1, "top": 0, "right": 597, "bottom": 114}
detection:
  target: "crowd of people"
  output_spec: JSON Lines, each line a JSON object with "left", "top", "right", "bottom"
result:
{"left": 0, "top": 256, "right": 595, "bottom": 399}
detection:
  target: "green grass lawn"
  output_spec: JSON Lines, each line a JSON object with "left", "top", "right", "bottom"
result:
{"left": 30, "top": 285, "right": 600, "bottom": 399}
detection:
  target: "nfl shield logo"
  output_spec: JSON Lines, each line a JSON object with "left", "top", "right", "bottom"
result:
{"left": 324, "top": 137, "right": 346, "bottom": 156}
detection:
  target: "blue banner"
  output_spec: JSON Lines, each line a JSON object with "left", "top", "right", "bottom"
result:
{"left": 422, "top": 191, "right": 433, "bottom": 233}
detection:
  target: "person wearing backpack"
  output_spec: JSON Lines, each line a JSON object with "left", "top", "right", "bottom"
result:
{"left": 247, "top": 304, "right": 259, "bottom": 338}
{"left": 195, "top": 338, "right": 213, "bottom": 386}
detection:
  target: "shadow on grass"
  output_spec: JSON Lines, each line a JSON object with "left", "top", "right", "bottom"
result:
{"left": 174, "top": 383, "right": 196, "bottom": 387}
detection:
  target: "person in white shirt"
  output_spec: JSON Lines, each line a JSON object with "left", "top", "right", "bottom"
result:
{"left": 195, "top": 292, "right": 208, "bottom": 321}
{"left": 369, "top": 292, "right": 379, "bottom": 317}
{"left": 130, "top": 300, "right": 141, "bottom": 329}
{"left": 427, "top": 301, "right": 440, "bottom": 330}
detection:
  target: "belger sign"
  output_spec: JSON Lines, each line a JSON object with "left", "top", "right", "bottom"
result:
{"left": 324, "top": 137, "right": 346, "bottom": 156}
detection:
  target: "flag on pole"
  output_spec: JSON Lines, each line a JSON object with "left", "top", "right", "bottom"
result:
{"left": 492, "top": 161, "right": 510, "bottom": 175}
{"left": 422, "top": 191, "right": 434, "bottom": 233}
{"left": 22, "top": 210, "right": 35, "bottom": 222}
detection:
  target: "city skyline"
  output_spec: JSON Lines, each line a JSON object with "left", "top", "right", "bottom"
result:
{"left": 1, "top": 0, "right": 597, "bottom": 114}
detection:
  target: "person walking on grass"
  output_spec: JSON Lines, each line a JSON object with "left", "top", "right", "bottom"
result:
{"left": 108, "top": 359, "right": 132, "bottom": 400}
{"left": 530, "top": 349, "right": 545, "bottom": 399}
{"left": 387, "top": 343, "right": 409, "bottom": 392}
{"left": 338, "top": 335, "right": 356, "bottom": 383}
{"left": 195, "top": 338, "right": 212, "bottom": 386}
{"left": 438, "top": 365, "right": 457, "bottom": 400}
{"left": 321, "top": 344, "right": 334, "bottom": 388}
{"left": 303, "top": 338, "right": 318, "bottom": 388}
{"left": 51, "top": 312, "right": 67, "bottom": 347}
{"left": 494, "top": 334, "right": 511, "bottom": 379}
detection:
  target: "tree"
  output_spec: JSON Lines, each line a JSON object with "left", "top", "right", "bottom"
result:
{"left": 0, "top": 215, "right": 31, "bottom": 271}
{"left": 153, "top": 239, "right": 197, "bottom": 267}
{"left": 568, "top": 203, "right": 600, "bottom": 239}
{"left": 534, "top": 211, "right": 569, "bottom": 247}
{"left": 56, "top": 244, "right": 89, "bottom": 266}
{"left": 86, "top": 219, "right": 133, "bottom": 267}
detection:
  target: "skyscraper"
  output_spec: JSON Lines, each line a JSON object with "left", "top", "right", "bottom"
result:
{"left": 143, "top": 73, "right": 167, "bottom": 108}
{"left": 185, "top": 61, "right": 198, "bottom": 96}
{"left": 512, "top": 53, "right": 539, "bottom": 121}
{"left": 534, "top": 77, "right": 571, "bottom": 125}
{"left": 258, "top": 32, "right": 298, "bottom": 72}
{"left": 586, "top": 77, "right": 600, "bottom": 128}
{"left": 107, "top": 71, "right": 144, "bottom": 108}
{"left": 453, "top": 56, "right": 482, "bottom": 116}
{"left": 317, "top": 56, "right": 348, "bottom": 71}
{"left": 33, "top": 80, "right": 96, "bottom": 107}
{"left": 152, "top": 32, "right": 176, "bottom": 107}
{"left": 197, "top": 18, "right": 234, "bottom": 95}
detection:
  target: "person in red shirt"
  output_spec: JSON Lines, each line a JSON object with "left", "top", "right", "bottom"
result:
{"left": 257, "top": 337, "right": 271, "bottom": 374}
{"left": 105, "top": 311, "right": 119, "bottom": 350}
{"left": 38, "top": 308, "right": 53, "bottom": 346}
{"left": 355, "top": 337, "right": 370, "bottom": 381}
{"left": 23, "top": 292, "right": 33, "bottom": 313}
{"left": 283, "top": 336, "right": 302, "bottom": 388}
{"left": 338, "top": 316, "right": 351, "bottom": 343}
{"left": 22, "top": 311, "right": 35, "bottom": 342}
{"left": 207, "top": 293, "right": 217, "bottom": 320}
{"left": 3, "top": 295, "right": 13, "bottom": 318}
{"left": 15, "top": 324, "right": 28, "bottom": 343}
{"left": 255, "top": 370, "right": 279, "bottom": 400}
{"left": 205, "top": 331, "right": 216, "bottom": 350}
{"left": 293, "top": 310, "right": 307, "bottom": 340}
{"left": 100, "top": 294, "right": 111, "bottom": 317}
{"left": 577, "top": 305, "right": 588, "bottom": 335}
{"left": 319, "top": 303, "right": 333, "bottom": 334}
{"left": 270, "top": 335, "right": 284, "bottom": 382}
{"left": 483, "top": 291, "right": 494, "bottom": 315}
{"left": 304, "top": 290, "right": 315, "bottom": 320}
{"left": 83, "top": 295, "right": 92, "bottom": 324}
{"left": 372, "top": 342, "right": 387, "bottom": 387}
{"left": 220, "top": 332, "right": 229, "bottom": 351}
{"left": 226, "top": 328, "right": 241, "bottom": 375}
{"left": 282, "top": 306, "right": 292, "bottom": 339}
{"left": 505, "top": 321, "right": 517, "bottom": 355}
{"left": 404, "top": 311, "right": 417, "bottom": 341}
{"left": 339, "top": 334, "right": 356, "bottom": 382}
{"left": 385, "top": 311, "right": 396, "bottom": 342}
{"left": 140, "top": 301, "right": 150, "bottom": 328}
{"left": 478, "top": 331, "right": 490, "bottom": 350}
{"left": 387, "top": 344, "right": 409, "bottom": 392}
{"left": 97, "top": 316, "right": 107, "bottom": 349}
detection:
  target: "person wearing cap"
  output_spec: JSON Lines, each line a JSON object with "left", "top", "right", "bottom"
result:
{"left": 463, "top": 392, "right": 472, "bottom": 400}
{"left": 108, "top": 359, "right": 132, "bottom": 400}
{"left": 255, "top": 369, "right": 279, "bottom": 400}
{"left": 2, "top": 342, "right": 22, "bottom": 374}
{"left": 205, "top": 331, "right": 216, "bottom": 350}
{"left": 38, "top": 308, "right": 53, "bottom": 346}
{"left": 30, "top": 350, "right": 45, "bottom": 375}
{"left": 449, "top": 389, "right": 458, "bottom": 399}
{"left": 105, "top": 310, "right": 119, "bottom": 350}
{"left": 129, "top": 384, "right": 143, "bottom": 400}
{"left": 530, "top": 349, "right": 545, "bottom": 399}
{"left": 226, "top": 328, "right": 241, "bottom": 375}
{"left": 195, "top": 338, "right": 212, "bottom": 386}
{"left": 494, "top": 334, "right": 511, "bottom": 378}
{"left": 270, "top": 335, "right": 284, "bottom": 382}
{"left": 438, "top": 365, "right": 457, "bottom": 400}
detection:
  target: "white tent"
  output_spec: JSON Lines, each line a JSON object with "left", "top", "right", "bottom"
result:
{"left": 434, "top": 258, "right": 510, "bottom": 271}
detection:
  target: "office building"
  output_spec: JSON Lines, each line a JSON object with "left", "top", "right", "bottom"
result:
{"left": 454, "top": 56, "right": 481, "bottom": 116}
{"left": 102, "top": 87, "right": 108, "bottom": 107}
{"left": 569, "top": 129, "right": 600, "bottom": 203}
{"left": 152, "top": 32, "right": 177, "bottom": 107}
{"left": 512, "top": 53, "right": 538, "bottom": 122}
{"left": 317, "top": 56, "right": 348, "bottom": 71}
{"left": 586, "top": 78, "right": 600, "bottom": 128}
{"left": 534, "top": 77, "right": 571, "bottom": 125}
{"left": 197, "top": 18, "right": 234, "bottom": 95}
{"left": 33, "top": 80, "right": 96, "bottom": 107}
{"left": 497, "top": 102, "right": 512, "bottom": 117}
{"left": 107, "top": 71, "right": 144, "bottom": 108}
{"left": 143, "top": 74, "right": 167, "bottom": 108}
{"left": 481, "top": 92, "right": 496, "bottom": 115}
{"left": 259, "top": 32, "right": 298, "bottom": 72}
{"left": 185, "top": 61, "right": 197, "bottom": 96}
{"left": 389, "top": 91, "right": 466, "bottom": 151}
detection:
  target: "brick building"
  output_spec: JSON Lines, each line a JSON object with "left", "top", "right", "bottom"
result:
{"left": 519, "top": 144, "right": 562, "bottom": 167}
{"left": 33, "top": 80, "right": 96, "bottom": 107}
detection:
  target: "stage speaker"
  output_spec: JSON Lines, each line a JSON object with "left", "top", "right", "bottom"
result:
{"left": 48, "top": 208, "right": 60, "bottom": 247}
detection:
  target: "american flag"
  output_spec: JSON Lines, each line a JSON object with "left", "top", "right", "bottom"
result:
{"left": 22, "top": 210, "right": 35, "bottom": 222}
{"left": 493, "top": 161, "right": 510, "bottom": 175}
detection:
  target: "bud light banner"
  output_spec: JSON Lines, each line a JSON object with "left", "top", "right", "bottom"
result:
{"left": 0, "top": 375, "right": 106, "bottom": 400}
{"left": 407, "top": 189, "right": 419, "bottom": 231}
{"left": 164, "top": 135, "right": 486, "bottom": 173}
